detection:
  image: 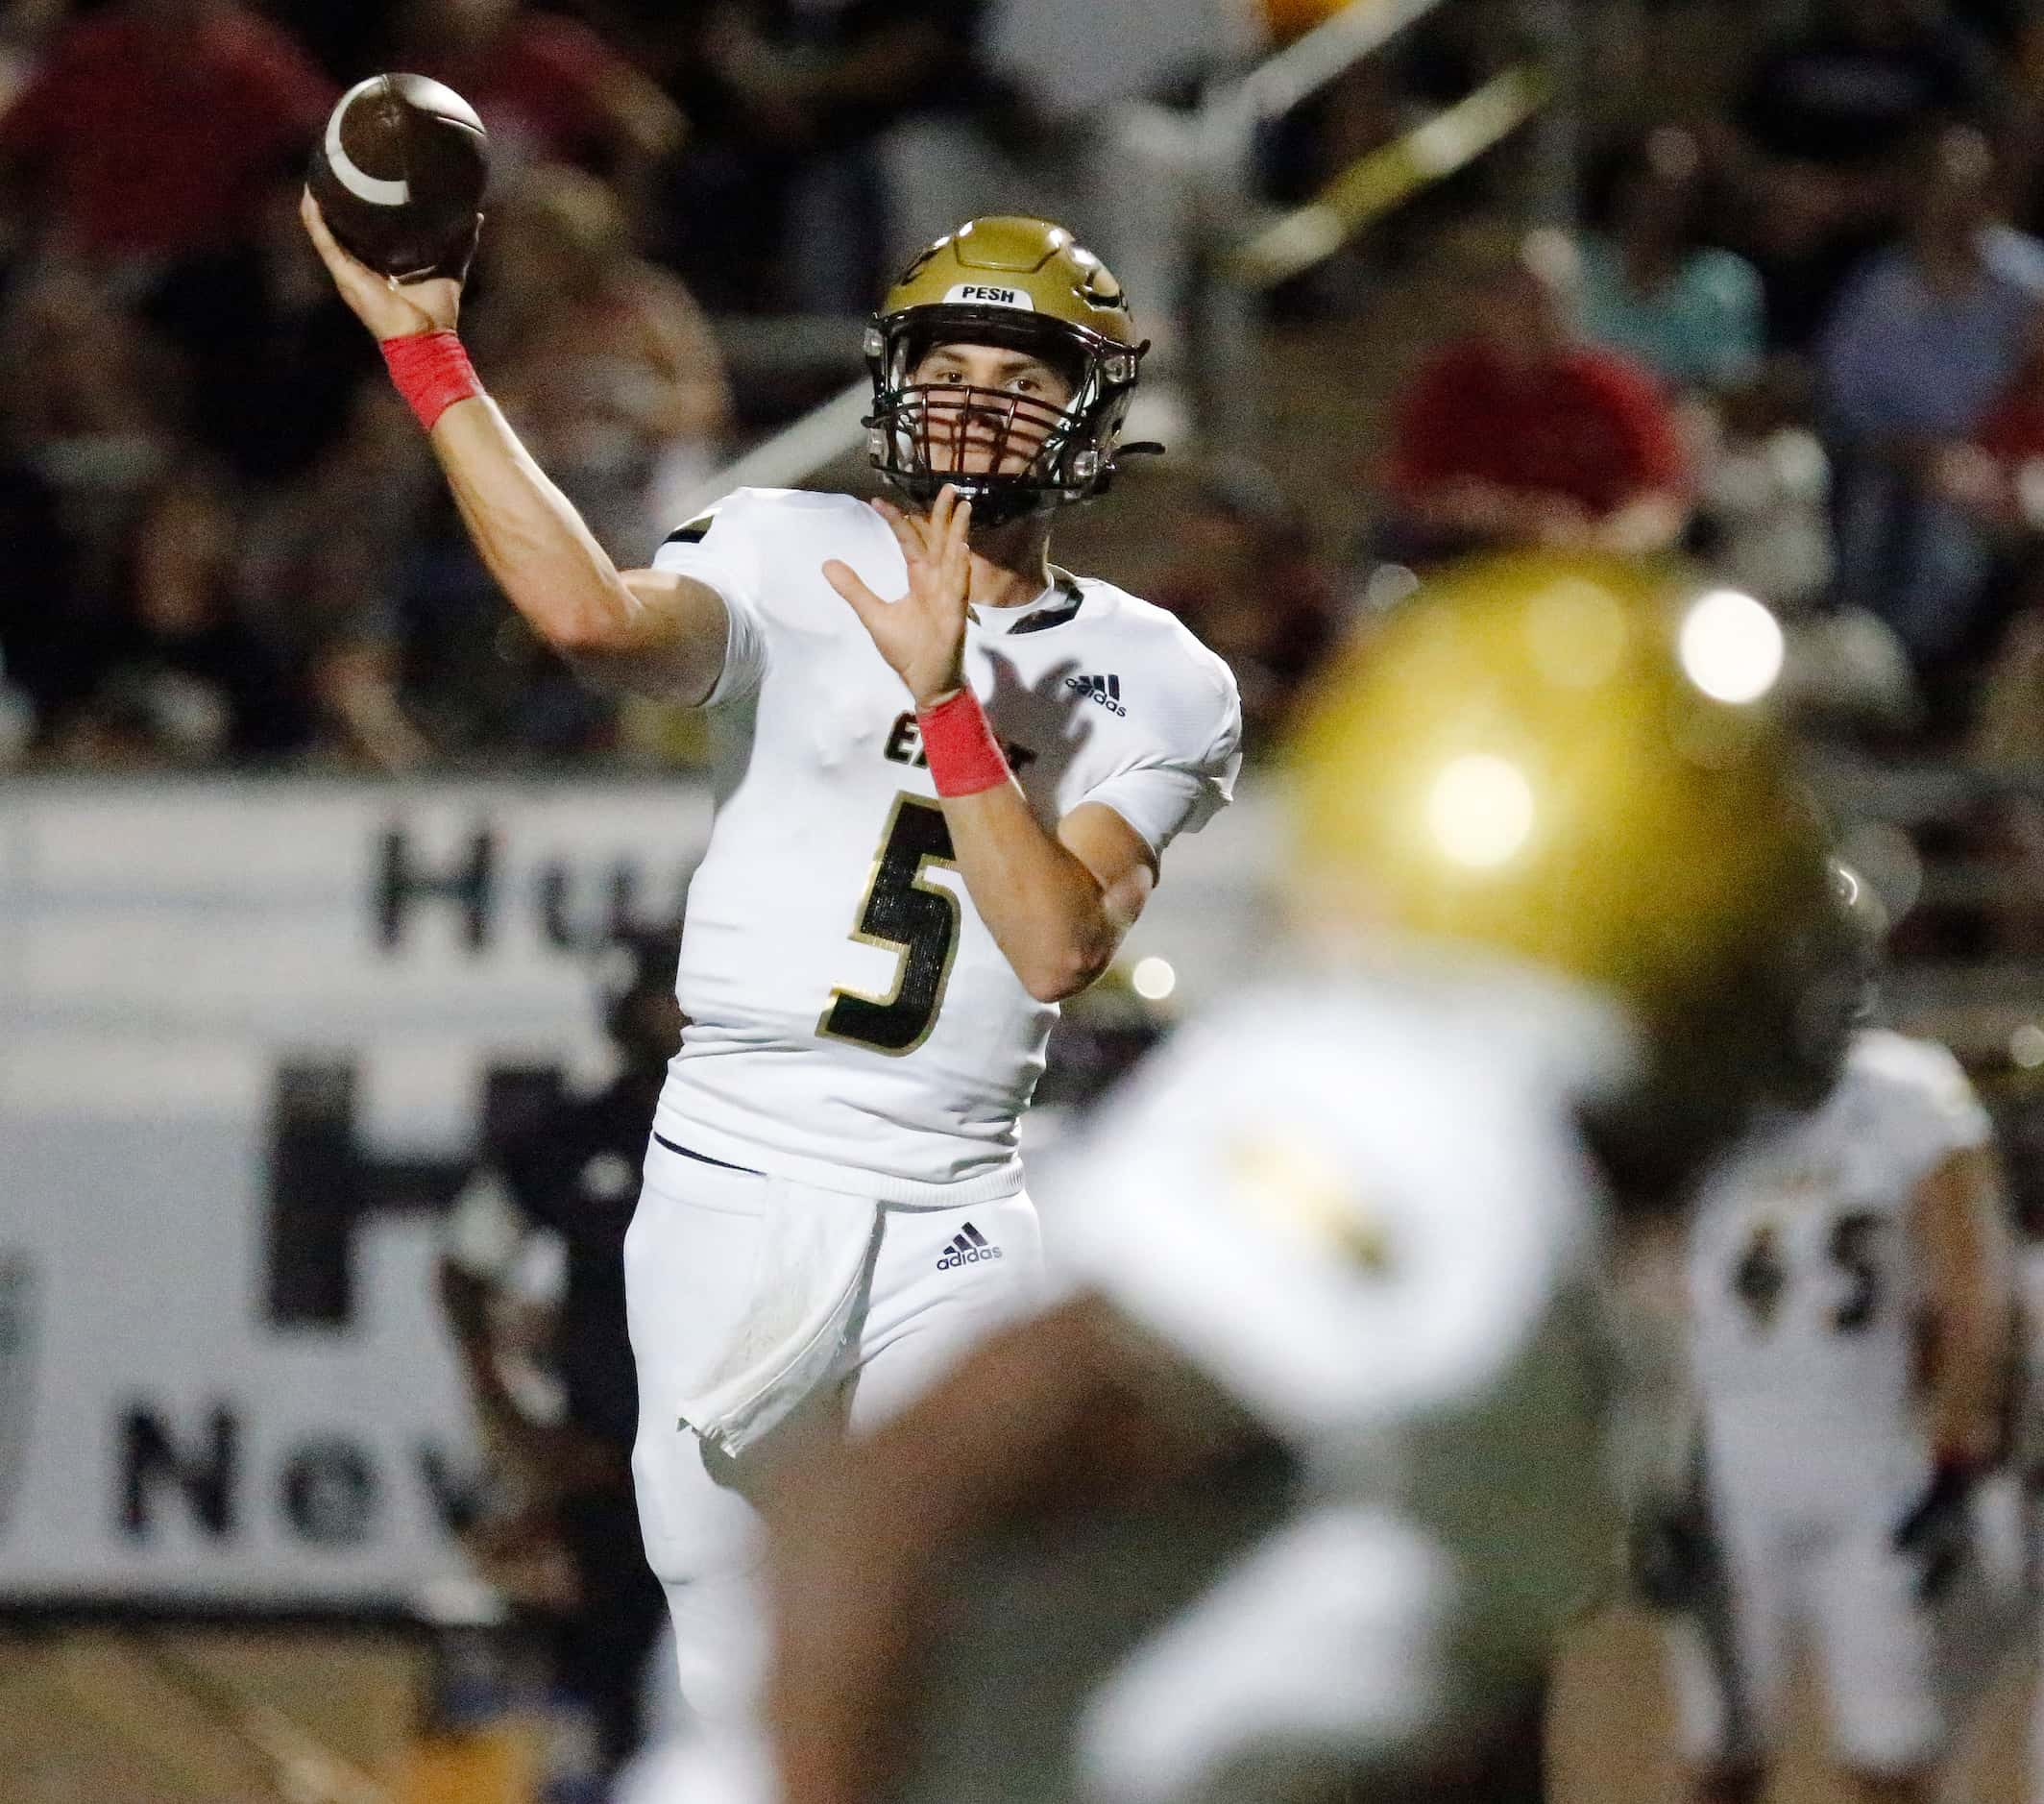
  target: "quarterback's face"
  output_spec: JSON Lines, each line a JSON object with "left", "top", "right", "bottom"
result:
{"left": 908, "top": 342, "right": 1077, "bottom": 477}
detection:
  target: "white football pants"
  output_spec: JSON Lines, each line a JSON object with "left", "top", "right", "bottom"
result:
{"left": 622, "top": 1134, "right": 1044, "bottom": 1735}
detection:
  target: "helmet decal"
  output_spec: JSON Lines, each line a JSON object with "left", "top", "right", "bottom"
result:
{"left": 941, "top": 281, "right": 1035, "bottom": 308}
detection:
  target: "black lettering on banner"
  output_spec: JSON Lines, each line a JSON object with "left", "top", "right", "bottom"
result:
{"left": 535, "top": 856, "right": 696, "bottom": 951}
{"left": 0, "top": 1255, "right": 36, "bottom": 1535}
{"left": 817, "top": 795, "right": 961, "bottom": 1056}
{"left": 121, "top": 1404, "right": 236, "bottom": 1539}
{"left": 281, "top": 1437, "right": 379, "bottom": 1546}
{"left": 377, "top": 826, "right": 496, "bottom": 950}
{"left": 265, "top": 1062, "right": 564, "bottom": 1328}
{"left": 417, "top": 1441, "right": 487, "bottom": 1535}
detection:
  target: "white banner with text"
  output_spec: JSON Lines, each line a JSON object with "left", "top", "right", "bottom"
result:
{"left": 0, "top": 777, "right": 1272, "bottom": 1612}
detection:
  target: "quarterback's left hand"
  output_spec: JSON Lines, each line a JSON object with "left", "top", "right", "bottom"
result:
{"left": 1892, "top": 1459, "right": 1979, "bottom": 1600}
{"left": 823, "top": 484, "right": 971, "bottom": 708}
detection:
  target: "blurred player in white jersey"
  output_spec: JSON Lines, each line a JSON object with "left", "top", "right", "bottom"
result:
{"left": 1658, "top": 891, "right": 2015, "bottom": 1804}
{"left": 300, "top": 203, "right": 1241, "bottom": 1733}
{"left": 762, "top": 551, "right": 1858, "bottom": 1804}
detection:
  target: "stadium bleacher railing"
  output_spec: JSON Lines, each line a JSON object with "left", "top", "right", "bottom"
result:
{"left": 681, "top": 0, "right": 1565, "bottom": 508}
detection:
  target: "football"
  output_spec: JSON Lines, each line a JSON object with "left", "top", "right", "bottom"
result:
{"left": 307, "top": 74, "right": 489, "bottom": 281}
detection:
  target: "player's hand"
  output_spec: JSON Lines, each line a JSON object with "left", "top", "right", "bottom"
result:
{"left": 823, "top": 484, "right": 971, "bottom": 708}
{"left": 1891, "top": 1460, "right": 1977, "bottom": 1600}
{"left": 300, "top": 188, "right": 465, "bottom": 339}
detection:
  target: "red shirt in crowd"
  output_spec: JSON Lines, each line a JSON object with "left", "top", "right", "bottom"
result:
{"left": 1976, "top": 378, "right": 2044, "bottom": 468}
{"left": 1389, "top": 339, "right": 1689, "bottom": 518}
{"left": 0, "top": 7, "right": 334, "bottom": 260}
{"left": 413, "top": 15, "right": 640, "bottom": 174}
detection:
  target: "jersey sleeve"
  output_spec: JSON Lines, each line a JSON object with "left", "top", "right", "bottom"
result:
{"left": 1042, "top": 987, "right": 1598, "bottom": 1443}
{"left": 648, "top": 491, "right": 773, "bottom": 706}
{"left": 1857, "top": 1033, "right": 1993, "bottom": 1187}
{"left": 1079, "top": 656, "right": 1244, "bottom": 858}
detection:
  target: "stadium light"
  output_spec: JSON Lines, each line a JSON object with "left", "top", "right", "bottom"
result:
{"left": 1678, "top": 589, "right": 1784, "bottom": 705}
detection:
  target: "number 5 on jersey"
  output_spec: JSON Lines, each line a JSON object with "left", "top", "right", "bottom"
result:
{"left": 818, "top": 794, "right": 961, "bottom": 1056}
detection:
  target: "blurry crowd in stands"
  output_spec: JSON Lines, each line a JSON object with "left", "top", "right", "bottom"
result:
{"left": 1363, "top": 0, "right": 2044, "bottom": 772}
{"left": 16, "top": 0, "right": 2044, "bottom": 773}
{"left": 0, "top": 0, "right": 991, "bottom": 769}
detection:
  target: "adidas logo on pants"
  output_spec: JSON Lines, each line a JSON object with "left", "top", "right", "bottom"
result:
{"left": 936, "top": 1221, "right": 1004, "bottom": 1269}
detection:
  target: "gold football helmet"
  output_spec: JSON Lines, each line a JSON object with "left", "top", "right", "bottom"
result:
{"left": 865, "top": 216, "right": 1148, "bottom": 525}
{"left": 1283, "top": 550, "right": 1849, "bottom": 1197}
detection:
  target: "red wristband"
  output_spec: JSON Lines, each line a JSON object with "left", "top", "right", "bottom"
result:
{"left": 918, "top": 688, "right": 1010, "bottom": 796}
{"left": 380, "top": 329, "right": 483, "bottom": 433}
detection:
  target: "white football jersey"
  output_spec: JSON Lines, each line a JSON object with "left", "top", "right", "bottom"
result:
{"left": 1685, "top": 1029, "right": 1991, "bottom": 1479}
{"left": 1051, "top": 965, "right": 1623, "bottom": 1453}
{"left": 648, "top": 487, "right": 1242, "bottom": 1203}
{"left": 940, "top": 963, "right": 1637, "bottom": 1798}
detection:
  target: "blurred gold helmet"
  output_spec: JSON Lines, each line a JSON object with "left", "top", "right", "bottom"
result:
{"left": 1284, "top": 550, "right": 1850, "bottom": 1196}
{"left": 865, "top": 216, "right": 1148, "bottom": 526}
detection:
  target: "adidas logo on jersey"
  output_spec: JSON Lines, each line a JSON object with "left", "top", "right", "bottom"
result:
{"left": 936, "top": 1222, "right": 1004, "bottom": 1270}
{"left": 1066, "top": 673, "right": 1126, "bottom": 717}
